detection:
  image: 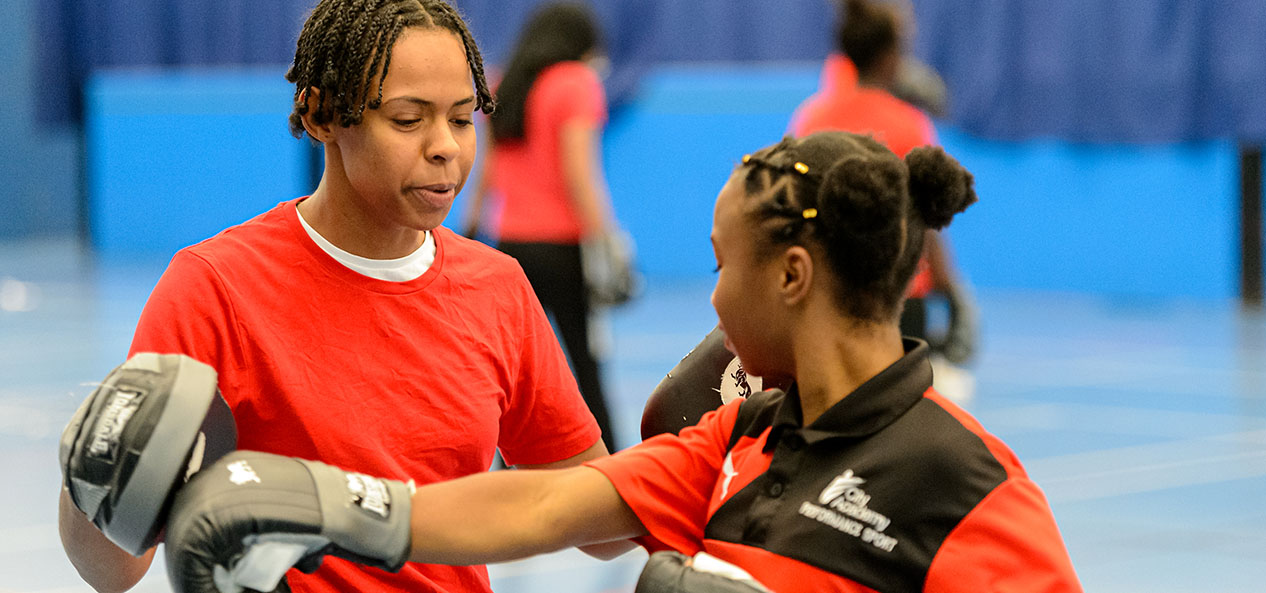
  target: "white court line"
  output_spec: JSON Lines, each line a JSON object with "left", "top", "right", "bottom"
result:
{"left": 979, "top": 353, "right": 1266, "bottom": 396}
{"left": 1027, "top": 431, "right": 1266, "bottom": 503}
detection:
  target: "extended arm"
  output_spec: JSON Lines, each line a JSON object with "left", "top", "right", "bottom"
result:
{"left": 517, "top": 440, "right": 639, "bottom": 560}
{"left": 162, "top": 450, "right": 645, "bottom": 593}
{"left": 408, "top": 462, "right": 644, "bottom": 564}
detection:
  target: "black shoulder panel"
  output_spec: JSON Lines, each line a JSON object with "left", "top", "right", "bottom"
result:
{"left": 705, "top": 398, "right": 1009, "bottom": 592}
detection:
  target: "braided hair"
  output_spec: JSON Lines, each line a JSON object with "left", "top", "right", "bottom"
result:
{"left": 738, "top": 131, "right": 976, "bottom": 321}
{"left": 286, "top": 0, "right": 495, "bottom": 139}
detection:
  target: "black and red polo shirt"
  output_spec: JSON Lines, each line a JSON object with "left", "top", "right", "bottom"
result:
{"left": 587, "top": 340, "right": 1082, "bottom": 593}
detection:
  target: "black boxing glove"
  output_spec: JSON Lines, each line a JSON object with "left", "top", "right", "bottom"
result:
{"left": 641, "top": 326, "right": 788, "bottom": 440}
{"left": 636, "top": 551, "right": 773, "bottom": 593}
{"left": 164, "top": 450, "right": 413, "bottom": 593}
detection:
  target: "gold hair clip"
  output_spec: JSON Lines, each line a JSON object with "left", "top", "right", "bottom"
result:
{"left": 742, "top": 154, "right": 752, "bottom": 164}
{"left": 802, "top": 208, "right": 818, "bottom": 219}
{"left": 793, "top": 162, "right": 810, "bottom": 174}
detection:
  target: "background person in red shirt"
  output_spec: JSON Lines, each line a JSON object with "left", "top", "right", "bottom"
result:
{"left": 790, "top": 0, "right": 978, "bottom": 389}
{"left": 162, "top": 132, "right": 1083, "bottom": 593}
{"left": 463, "top": 1, "right": 624, "bottom": 453}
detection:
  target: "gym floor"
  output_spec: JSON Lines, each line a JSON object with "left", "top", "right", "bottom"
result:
{"left": 2, "top": 235, "right": 1265, "bottom": 592}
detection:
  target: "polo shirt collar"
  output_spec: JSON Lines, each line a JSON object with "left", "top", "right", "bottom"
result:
{"left": 764, "top": 338, "right": 932, "bottom": 451}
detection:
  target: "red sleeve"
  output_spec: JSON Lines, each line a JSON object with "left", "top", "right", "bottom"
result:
{"left": 495, "top": 266, "right": 601, "bottom": 465}
{"left": 925, "top": 478, "right": 1083, "bottom": 593}
{"left": 128, "top": 250, "right": 235, "bottom": 370}
{"left": 584, "top": 399, "right": 744, "bottom": 554}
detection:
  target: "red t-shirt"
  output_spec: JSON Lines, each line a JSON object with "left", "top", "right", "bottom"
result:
{"left": 587, "top": 342, "right": 1082, "bottom": 593}
{"left": 789, "top": 54, "right": 936, "bottom": 158}
{"left": 130, "top": 199, "right": 600, "bottom": 593}
{"left": 789, "top": 54, "right": 938, "bottom": 297}
{"left": 490, "top": 61, "right": 608, "bottom": 244}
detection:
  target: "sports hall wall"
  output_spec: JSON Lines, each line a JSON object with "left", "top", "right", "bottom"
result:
{"left": 7, "top": 0, "right": 1266, "bottom": 301}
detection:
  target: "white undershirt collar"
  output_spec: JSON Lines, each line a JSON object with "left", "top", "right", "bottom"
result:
{"left": 296, "top": 208, "right": 436, "bottom": 282}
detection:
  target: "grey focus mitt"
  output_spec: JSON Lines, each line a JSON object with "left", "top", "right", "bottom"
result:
{"left": 59, "top": 352, "right": 237, "bottom": 555}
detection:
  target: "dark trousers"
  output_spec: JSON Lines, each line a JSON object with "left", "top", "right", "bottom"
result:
{"left": 497, "top": 241, "right": 616, "bottom": 452}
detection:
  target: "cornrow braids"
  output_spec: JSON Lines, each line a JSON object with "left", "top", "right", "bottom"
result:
{"left": 424, "top": 0, "right": 495, "bottom": 113}
{"left": 285, "top": 0, "right": 495, "bottom": 139}
{"left": 741, "top": 148, "right": 821, "bottom": 245}
{"left": 737, "top": 132, "right": 947, "bottom": 322}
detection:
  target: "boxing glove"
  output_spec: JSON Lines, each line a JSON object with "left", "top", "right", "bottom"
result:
{"left": 164, "top": 450, "right": 413, "bottom": 593}
{"left": 636, "top": 551, "right": 772, "bottom": 593}
{"left": 641, "top": 326, "right": 788, "bottom": 440}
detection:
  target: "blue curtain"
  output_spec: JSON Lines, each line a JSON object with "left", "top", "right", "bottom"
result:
{"left": 36, "top": 0, "right": 315, "bottom": 126}
{"left": 914, "top": 0, "right": 1266, "bottom": 142}
{"left": 36, "top": 0, "right": 1266, "bottom": 142}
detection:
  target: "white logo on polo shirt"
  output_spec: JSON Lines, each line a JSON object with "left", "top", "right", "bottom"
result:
{"left": 798, "top": 469, "right": 899, "bottom": 553}
{"left": 818, "top": 469, "right": 866, "bottom": 505}
{"left": 719, "top": 452, "right": 739, "bottom": 500}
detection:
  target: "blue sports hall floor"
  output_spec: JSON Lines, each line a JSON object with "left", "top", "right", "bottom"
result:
{"left": 2, "top": 235, "right": 1265, "bottom": 592}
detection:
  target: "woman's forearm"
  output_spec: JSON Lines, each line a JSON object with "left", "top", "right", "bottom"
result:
{"left": 58, "top": 488, "right": 155, "bottom": 593}
{"left": 407, "top": 465, "right": 644, "bottom": 565}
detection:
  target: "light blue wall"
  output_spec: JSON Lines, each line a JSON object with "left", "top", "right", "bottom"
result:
{"left": 937, "top": 132, "right": 1238, "bottom": 299}
{"left": 82, "top": 64, "right": 1246, "bottom": 300}
{"left": 85, "top": 67, "right": 311, "bottom": 255}
{"left": 589, "top": 64, "right": 1241, "bottom": 300}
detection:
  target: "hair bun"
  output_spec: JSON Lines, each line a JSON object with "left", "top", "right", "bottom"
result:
{"left": 905, "top": 146, "right": 977, "bottom": 230}
{"left": 814, "top": 152, "right": 907, "bottom": 286}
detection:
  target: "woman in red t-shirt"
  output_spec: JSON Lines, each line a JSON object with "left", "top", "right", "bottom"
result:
{"left": 464, "top": 2, "right": 621, "bottom": 452}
